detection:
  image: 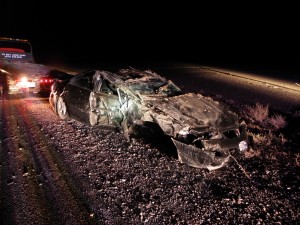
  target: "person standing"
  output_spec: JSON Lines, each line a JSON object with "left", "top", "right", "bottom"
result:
{"left": 0, "top": 70, "right": 9, "bottom": 100}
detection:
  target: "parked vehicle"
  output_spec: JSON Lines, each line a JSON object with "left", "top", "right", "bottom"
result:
{"left": 39, "top": 69, "right": 73, "bottom": 95}
{"left": 49, "top": 68, "right": 248, "bottom": 170}
{"left": 0, "top": 37, "right": 50, "bottom": 95}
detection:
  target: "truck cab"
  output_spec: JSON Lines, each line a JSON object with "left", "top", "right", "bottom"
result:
{"left": 0, "top": 37, "right": 35, "bottom": 64}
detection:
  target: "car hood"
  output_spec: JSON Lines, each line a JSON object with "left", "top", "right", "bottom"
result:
{"left": 142, "top": 93, "right": 239, "bottom": 136}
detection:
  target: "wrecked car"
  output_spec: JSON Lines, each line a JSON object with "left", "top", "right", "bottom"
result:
{"left": 49, "top": 68, "right": 248, "bottom": 170}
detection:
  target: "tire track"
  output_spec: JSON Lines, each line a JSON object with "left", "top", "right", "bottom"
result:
{"left": 0, "top": 100, "right": 15, "bottom": 225}
{"left": 1, "top": 98, "right": 51, "bottom": 225}
{"left": 0, "top": 96, "right": 99, "bottom": 225}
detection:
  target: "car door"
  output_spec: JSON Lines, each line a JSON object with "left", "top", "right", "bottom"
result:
{"left": 63, "top": 71, "right": 94, "bottom": 123}
{"left": 92, "top": 76, "right": 122, "bottom": 125}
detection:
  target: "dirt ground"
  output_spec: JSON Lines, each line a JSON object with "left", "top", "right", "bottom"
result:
{"left": 0, "top": 65, "right": 299, "bottom": 224}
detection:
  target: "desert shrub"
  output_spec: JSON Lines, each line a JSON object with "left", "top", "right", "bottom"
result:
{"left": 266, "top": 113, "right": 287, "bottom": 130}
{"left": 242, "top": 103, "right": 288, "bottom": 132}
{"left": 243, "top": 103, "right": 269, "bottom": 124}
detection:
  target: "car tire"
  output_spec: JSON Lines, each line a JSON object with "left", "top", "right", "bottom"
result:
{"left": 56, "top": 97, "right": 69, "bottom": 120}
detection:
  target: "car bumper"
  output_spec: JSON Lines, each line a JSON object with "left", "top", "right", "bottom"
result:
{"left": 172, "top": 126, "right": 248, "bottom": 170}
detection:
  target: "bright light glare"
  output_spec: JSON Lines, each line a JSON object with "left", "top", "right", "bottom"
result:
{"left": 21, "top": 77, "right": 28, "bottom": 82}
{"left": 17, "top": 76, "right": 34, "bottom": 88}
{"left": 18, "top": 77, "right": 29, "bottom": 87}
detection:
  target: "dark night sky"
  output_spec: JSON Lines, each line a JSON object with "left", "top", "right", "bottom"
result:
{"left": 2, "top": 2, "right": 299, "bottom": 72}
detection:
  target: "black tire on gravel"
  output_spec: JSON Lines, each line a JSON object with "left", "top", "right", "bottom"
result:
{"left": 56, "top": 97, "right": 69, "bottom": 120}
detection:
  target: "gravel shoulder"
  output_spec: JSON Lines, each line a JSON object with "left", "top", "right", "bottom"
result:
{"left": 0, "top": 91, "right": 299, "bottom": 224}
{"left": 1, "top": 62, "right": 299, "bottom": 224}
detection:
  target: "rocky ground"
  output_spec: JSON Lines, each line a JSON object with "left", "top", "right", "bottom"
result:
{"left": 0, "top": 90, "right": 299, "bottom": 225}
{"left": 1, "top": 63, "right": 300, "bottom": 224}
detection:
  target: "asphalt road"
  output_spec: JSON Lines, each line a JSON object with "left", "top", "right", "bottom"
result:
{"left": 60, "top": 62, "right": 300, "bottom": 114}
{"left": 150, "top": 64, "right": 300, "bottom": 114}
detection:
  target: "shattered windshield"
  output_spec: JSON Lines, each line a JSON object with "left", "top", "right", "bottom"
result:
{"left": 116, "top": 69, "right": 183, "bottom": 97}
{"left": 127, "top": 79, "right": 182, "bottom": 96}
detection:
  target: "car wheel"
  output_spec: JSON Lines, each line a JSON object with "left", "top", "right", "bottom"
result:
{"left": 89, "top": 111, "right": 98, "bottom": 126}
{"left": 56, "top": 97, "right": 69, "bottom": 120}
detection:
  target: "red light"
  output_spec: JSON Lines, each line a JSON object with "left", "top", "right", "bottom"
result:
{"left": 40, "top": 78, "right": 54, "bottom": 84}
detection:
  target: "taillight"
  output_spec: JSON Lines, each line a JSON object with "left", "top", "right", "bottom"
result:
{"left": 40, "top": 78, "right": 54, "bottom": 83}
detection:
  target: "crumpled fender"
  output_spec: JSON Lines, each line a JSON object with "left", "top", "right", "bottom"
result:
{"left": 172, "top": 139, "right": 230, "bottom": 171}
